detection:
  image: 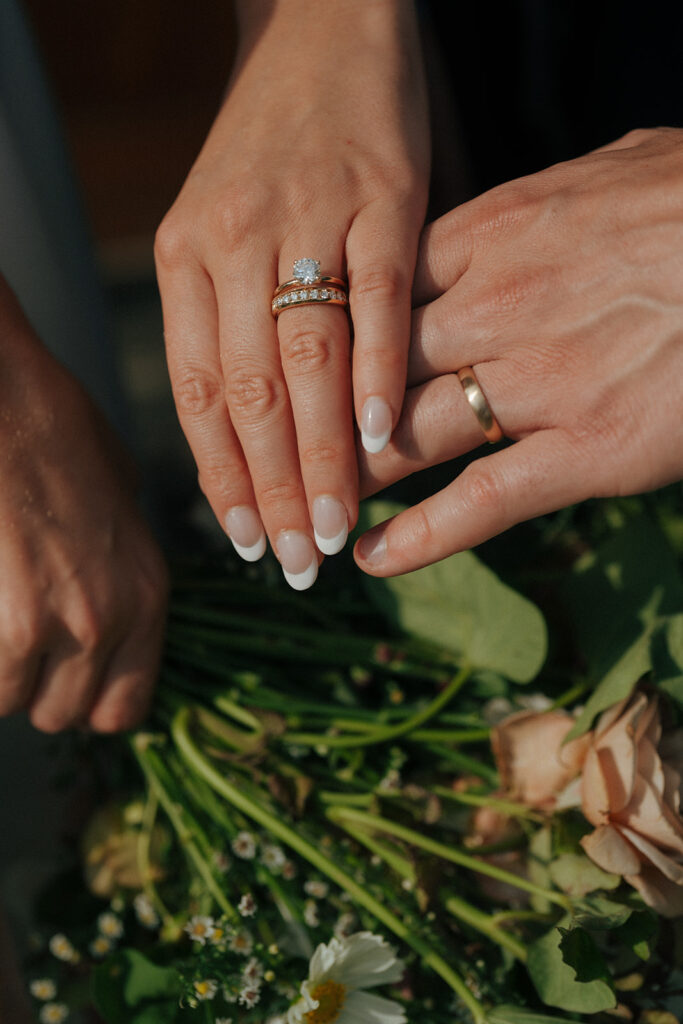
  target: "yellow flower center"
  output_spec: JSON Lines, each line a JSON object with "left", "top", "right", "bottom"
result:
{"left": 305, "top": 980, "right": 347, "bottom": 1024}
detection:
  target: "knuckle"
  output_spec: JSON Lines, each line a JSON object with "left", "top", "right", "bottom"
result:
{"left": 226, "top": 370, "right": 284, "bottom": 420}
{"left": 461, "top": 463, "right": 507, "bottom": 515}
{"left": 280, "top": 328, "right": 332, "bottom": 373}
{"left": 300, "top": 439, "right": 345, "bottom": 467}
{"left": 68, "top": 599, "right": 107, "bottom": 653}
{"left": 257, "top": 479, "right": 301, "bottom": 514}
{"left": 154, "top": 213, "right": 191, "bottom": 270}
{"left": 351, "top": 266, "right": 404, "bottom": 304}
{"left": 408, "top": 505, "right": 437, "bottom": 550}
{"left": 172, "top": 364, "right": 224, "bottom": 418}
{"left": 211, "top": 185, "right": 266, "bottom": 250}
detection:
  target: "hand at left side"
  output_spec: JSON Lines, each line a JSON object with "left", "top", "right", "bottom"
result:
{"left": 355, "top": 128, "right": 683, "bottom": 576}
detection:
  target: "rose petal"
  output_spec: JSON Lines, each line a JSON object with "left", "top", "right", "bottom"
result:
{"left": 663, "top": 762, "right": 682, "bottom": 815}
{"left": 595, "top": 693, "right": 634, "bottom": 738}
{"left": 616, "top": 775, "right": 683, "bottom": 855}
{"left": 594, "top": 699, "right": 647, "bottom": 811}
{"left": 492, "top": 710, "right": 586, "bottom": 808}
{"left": 637, "top": 737, "right": 665, "bottom": 797}
{"left": 624, "top": 864, "right": 683, "bottom": 918}
{"left": 619, "top": 825, "right": 683, "bottom": 884}
{"left": 580, "top": 824, "right": 641, "bottom": 876}
{"left": 581, "top": 746, "right": 612, "bottom": 826}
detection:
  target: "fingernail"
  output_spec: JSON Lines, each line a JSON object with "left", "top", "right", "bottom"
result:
{"left": 276, "top": 530, "right": 318, "bottom": 590}
{"left": 357, "top": 527, "right": 387, "bottom": 566}
{"left": 361, "top": 396, "right": 392, "bottom": 454}
{"left": 225, "top": 506, "right": 267, "bottom": 562}
{"left": 312, "top": 495, "right": 348, "bottom": 556}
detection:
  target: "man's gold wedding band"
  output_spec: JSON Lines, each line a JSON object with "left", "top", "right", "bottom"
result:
{"left": 457, "top": 366, "right": 503, "bottom": 443}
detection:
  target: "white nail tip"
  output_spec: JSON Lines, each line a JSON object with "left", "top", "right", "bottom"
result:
{"left": 283, "top": 558, "right": 318, "bottom": 591}
{"left": 231, "top": 533, "right": 267, "bottom": 563}
{"left": 314, "top": 524, "right": 348, "bottom": 556}
{"left": 361, "top": 428, "right": 391, "bottom": 455}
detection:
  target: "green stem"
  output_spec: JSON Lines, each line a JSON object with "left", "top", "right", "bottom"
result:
{"left": 131, "top": 739, "right": 237, "bottom": 921}
{"left": 284, "top": 665, "right": 471, "bottom": 749}
{"left": 442, "top": 893, "right": 527, "bottom": 962}
{"left": 342, "top": 824, "right": 415, "bottom": 880}
{"left": 171, "top": 707, "right": 485, "bottom": 1023}
{"left": 136, "top": 791, "right": 175, "bottom": 930}
{"left": 490, "top": 909, "right": 557, "bottom": 927}
{"left": 432, "top": 786, "right": 544, "bottom": 821}
{"left": 326, "top": 807, "right": 569, "bottom": 911}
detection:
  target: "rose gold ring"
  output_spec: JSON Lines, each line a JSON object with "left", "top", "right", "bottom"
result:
{"left": 456, "top": 366, "right": 503, "bottom": 443}
{"left": 271, "top": 257, "right": 348, "bottom": 319}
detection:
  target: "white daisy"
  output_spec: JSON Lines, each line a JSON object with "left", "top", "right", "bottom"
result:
{"left": 39, "top": 1005, "right": 69, "bottom": 1024}
{"left": 239, "top": 985, "right": 261, "bottom": 1008}
{"left": 242, "top": 956, "right": 264, "bottom": 985}
{"left": 287, "top": 932, "right": 406, "bottom": 1024}
{"left": 282, "top": 860, "right": 297, "bottom": 880}
{"left": 228, "top": 929, "right": 254, "bottom": 956}
{"left": 30, "top": 979, "right": 57, "bottom": 1001}
{"left": 232, "top": 831, "right": 257, "bottom": 859}
{"left": 213, "top": 851, "right": 232, "bottom": 873}
{"left": 97, "top": 912, "right": 124, "bottom": 940}
{"left": 193, "top": 978, "right": 218, "bottom": 1001}
{"left": 133, "top": 893, "right": 160, "bottom": 930}
{"left": 48, "top": 935, "right": 78, "bottom": 964}
{"left": 303, "top": 900, "right": 319, "bottom": 928}
{"left": 261, "top": 844, "right": 286, "bottom": 872}
{"left": 304, "top": 880, "right": 329, "bottom": 900}
{"left": 89, "top": 935, "right": 113, "bottom": 958}
{"left": 238, "top": 893, "right": 257, "bottom": 917}
{"left": 185, "top": 915, "right": 215, "bottom": 945}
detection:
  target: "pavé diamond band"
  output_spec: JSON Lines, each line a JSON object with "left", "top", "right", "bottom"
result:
{"left": 272, "top": 258, "right": 348, "bottom": 319}
{"left": 456, "top": 366, "right": 503, "bottom": 444}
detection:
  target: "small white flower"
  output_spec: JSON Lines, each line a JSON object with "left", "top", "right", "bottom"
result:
{"left": 287, "top": 932, "right": 406, "bottom": 1024}
{"left": 303, "top": 900, "right": 319, "bottom": 928}
{"left": 232, "top": 831, "right": 257, "bottom": 859}
{"left": 212, "top": 851, "right": 232, "bottom": 873}
{"left": 216, "top": 1019, "right": 233, "bottom": 1024}
{"left": 89, "top": 935, "right": 113, "bottom": 958}
{"left": 30, "top": 979, "right": 57, "bottom": 1001}
{"left": 133, "top": 893, "right": 160, "bottom": 929}
{"left": 185, "top": 915, "right": 215, "bottom": 946}
{"left": 261, "top": 844, "right": 286, "bottom": 872}
{"left": 378, "top": 769, "right": 401, "bottom": 792}
{"left": 242, "top": 957, "right": 264, "bottom": 985}
{"left": 228, "top": 929, "right": 254, "bottom": 956}
{"left": 39, "top": 1004, "right": 69, "bottom": 1024}
{"left": 238, "top": 893, "right": 257, "bottom": 917}
{"left": 48, "top": 935, "right": 78, "bottom": 964}
{"left": 193, "top": 978, "right": 218, "bottom": 1001}
{"left": 266, "top": 1017, "right": 287, "bottom": 1024}
{"left": 333, "top": 912, "right": 356, "bottom": 939}
{"left": 97, "top": 912, "right": 124, "bottom": 940}
{"left": 239, "top": 985, "right": 261, "bottom": 1008}
{"left": 304, "top": 880, "right": 329, "bottom": 900}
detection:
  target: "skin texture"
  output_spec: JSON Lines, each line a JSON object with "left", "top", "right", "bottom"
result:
{"left": 0, "top": 278, "right": 168, "bottom": 732}
{"left": 155, "top": 0, "right": 429, "bottom": 582}
{"left": 355, "top": 128, "right": 683, "bottom": 575}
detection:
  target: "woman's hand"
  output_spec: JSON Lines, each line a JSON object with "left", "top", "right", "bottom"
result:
{"left": 0, "top": 280, "right": 168, "bottom": 732}
{"left": 354, "top": 128, "right": 683, "bottom": 575}
{"left": 155, "top": 0, "right": 429, "bottom": 588}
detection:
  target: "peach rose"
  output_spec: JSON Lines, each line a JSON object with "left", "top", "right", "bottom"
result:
{"left": 491, "top": 709, "right": 591, "bottom": 810}
{"left": 580, "top": 691, "right": 683, "bottom": 917}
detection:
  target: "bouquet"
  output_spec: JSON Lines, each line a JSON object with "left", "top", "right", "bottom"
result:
{"left": 22, "top": 497, "right": 683, "bottom": 1024}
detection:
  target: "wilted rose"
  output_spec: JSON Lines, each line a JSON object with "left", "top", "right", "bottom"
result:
{"left": 81, "top": 803, "right": 166, "bottom": 898}
{"left": 491, "top": 709, "right": 591, "bottom": 809}
{"left": 580, "top": 691, "right": 683, "bottom": 917}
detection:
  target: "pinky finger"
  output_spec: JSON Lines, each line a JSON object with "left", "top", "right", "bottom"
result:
{"left": 354, "top": 430, "right": 591, "bottom": 576}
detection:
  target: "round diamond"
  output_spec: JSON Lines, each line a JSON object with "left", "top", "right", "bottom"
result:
{"left": 310, "top": 289, "right": 319, "bottom": 299}
{"left": 293, "top": 258, "right": 321, "bottom": 285}
{"left": 321, "top": 289, "right": 330, "bottom": 300}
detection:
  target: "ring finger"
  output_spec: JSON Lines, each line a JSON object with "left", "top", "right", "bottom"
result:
{"left": 276, "top": 250, "right": 357, "bottom": 556}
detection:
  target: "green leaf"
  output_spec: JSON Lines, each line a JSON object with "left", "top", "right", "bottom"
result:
{"left": 528, "top": 922, "right": 616, "bottom": 1014}
{"left": 487, "top": 1006, "right": 578, "bottom": 1024}
{"left": 612, "top": 910, "right": 658, "bottom": 961}
{"left": 92, "top": 949, "right": 182, "bottom": 1024}
{"left": 558, "top": 927, "right": 612, "bottom": 984}
{"left": 549, "top": 853, "right": 619, "bottom": 897}
{"left": 653, "top": 614, "right": 683, "bottom": 704}
{"left": 359, "top": 501, "right": 547, "bottom": 682}
{"left": 572, "top": 893, "right": 634, "bottom": 930}
{"left": 562, "top": 516, "right": 683, "bottom": 740}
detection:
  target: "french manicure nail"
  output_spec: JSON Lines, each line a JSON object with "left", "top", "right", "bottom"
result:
{"left": 360, "top": 396, "right": 392, "bottom": 454}
{"left": 276, "top": 530, "right": 318, "bottom": 590}
{"left": 357, "top": 528, "right": 387, "bottom": 566}
{"left": 225, "top": 506, "right": 267, "bottom": 562}
{"left": 312, "top": 495, "right": 348, "bottom": 556}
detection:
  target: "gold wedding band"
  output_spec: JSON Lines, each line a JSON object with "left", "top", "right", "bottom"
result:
{"left": 457, "top": 366, "right": 503, "bottom": 443}
{"left": 272, "top": 257, "right": 349, "bottom": 319}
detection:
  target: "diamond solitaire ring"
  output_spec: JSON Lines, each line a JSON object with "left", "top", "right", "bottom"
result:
{"left": 272, "top": 258, "right": 348, "bottom": 319}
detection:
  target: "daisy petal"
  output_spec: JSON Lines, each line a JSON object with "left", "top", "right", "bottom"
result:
{"left": 330, "top": 933, "right": 404, "bottom": 989}
{"left": 343, "top": 990, "right": 407, "bottom": 1024}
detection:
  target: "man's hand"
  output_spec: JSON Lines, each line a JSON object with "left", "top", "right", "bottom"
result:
{"left": 0, "top": 278, "right": 168, "bottom": 732}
